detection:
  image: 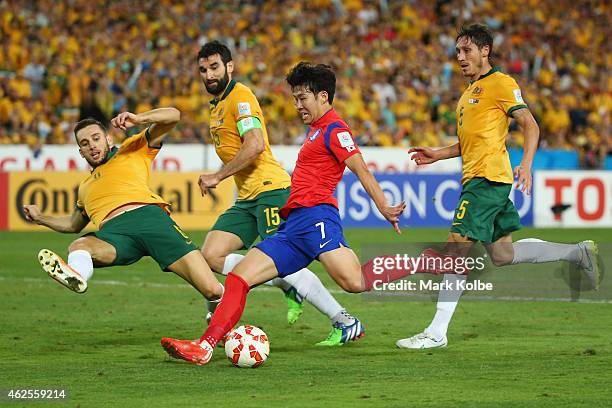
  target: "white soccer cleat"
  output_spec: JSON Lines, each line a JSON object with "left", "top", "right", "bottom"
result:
{"left": 396, "top": 331, "right": 447, "bottom": 349}
{"left": 38, "top": 249, "right": 87, "bottom": 294}
{"left": 578, "top": 240, "right": 600, "bottom": 290}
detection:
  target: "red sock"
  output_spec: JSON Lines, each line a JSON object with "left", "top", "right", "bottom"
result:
{"left": 199, "top": 273, "right": 250, "bottom": 347}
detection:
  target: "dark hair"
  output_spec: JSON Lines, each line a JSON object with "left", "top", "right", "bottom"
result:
{"left": 286, "top": 62, "right": 336, "bottom": 104}
{"left": 197, "top": 40, "right": 232, "bottom": 64}
{"left": 74, "top": 118, "right": 106, "bottom": 140}
{"left": 456, "top": 23, "right": 494, "bottom": 62}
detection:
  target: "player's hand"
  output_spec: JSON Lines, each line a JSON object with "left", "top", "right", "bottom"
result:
{"left": 380, "top": 201, "right": 406, "bottom": 235}
{"left": 513, "top": 164, "right": 532, "bottom": 194}
{"left": 111, "top": 112, "right": 141, "bottom": 131}
{"left": 23, "top": 204, "right": 42, "bottom": 223}
{"left": 408, "top": 147, "right": 439, "bottom": 165}
{"left": 198, "top": 173, "right": 220, "bottom": 196}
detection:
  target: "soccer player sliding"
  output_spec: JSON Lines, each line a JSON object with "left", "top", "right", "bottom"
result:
{"left": 397, "top": 24, "right": 600, "bottom": 349}
{"left": 161, "top": 62, "right": 415, "bottom": 365}
{"left": 24, "top": 108, "right": 224, "bottom": 316}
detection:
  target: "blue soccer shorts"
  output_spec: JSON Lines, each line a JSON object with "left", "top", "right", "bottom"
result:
{"left": 254, "top": 204, "right": 350, "bottom": 277}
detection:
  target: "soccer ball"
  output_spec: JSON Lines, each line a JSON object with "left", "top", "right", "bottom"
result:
{"left": 224, "top": 325, "right": 270, "bottom": 368}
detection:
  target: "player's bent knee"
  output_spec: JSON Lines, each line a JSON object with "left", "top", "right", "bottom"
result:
{"left": 335, "top": 275, "right": 364, "bottom": 293}
{"left": 201, "top": 283, "right": 223, "bottom": 300}
{"left": 338, "top": 277, "right": 364, "bottom": 293}
{"left": 68, "top": 237, "right": 94, "bottom": 253}
{"left": 69, "top": 237, "right": 115, "bottom": 265}
{"left": 200, "top": 245, "right": 225, "bottom": 272}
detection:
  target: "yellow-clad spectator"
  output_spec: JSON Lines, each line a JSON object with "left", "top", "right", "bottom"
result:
{"left": 0, "top": 0, "right": 608, "bottom": 147}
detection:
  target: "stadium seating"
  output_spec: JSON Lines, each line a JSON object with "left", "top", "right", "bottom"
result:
{"left": 0, "top": 0, "right": 609, "bottom": 167}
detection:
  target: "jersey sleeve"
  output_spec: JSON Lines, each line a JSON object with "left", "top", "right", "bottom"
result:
{"left": 231, "top": 89, "right": 265, "bottom": 138}
{"left": 327, "top": 127, "right": 361, "bottom": 163}
{"left": 495, "top": 76, "right": 528, "bottom": 117}
{"left": 118, "top": 128, "right": 160, "bottom": 159}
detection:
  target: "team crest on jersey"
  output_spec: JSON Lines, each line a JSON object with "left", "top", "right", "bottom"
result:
{"left": 309, "top": 129, "right": 322, "bottom": 141}
{"left": 472, "top": 87, "right": 483, "bottom": 95}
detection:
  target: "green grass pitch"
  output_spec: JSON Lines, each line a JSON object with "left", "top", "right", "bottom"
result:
{"left": 1, "top": 228, "right": 611, "bottom": 407}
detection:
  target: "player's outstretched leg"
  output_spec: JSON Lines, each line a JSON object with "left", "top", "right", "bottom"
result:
{"left": 161, "top": 248, "right": 278, "bottom": 365}
{"left": 496, "top": 238, "right": 600, "bottom": 290}
{"left": 166, "top": 249, "right": 225, "bottom": 331}
{"left": 217, "top": 252, "right": 305, "bottom": 324}
{"left": 280, "top": 267, "right": 363, "bottom": 344}
{"left": 203, "top": 230, "right": 304, "bottom": 323}
{"left": 38, "top": 249, "right": 88, "bottom": 293}
{"left": 398, "top": 238, "right": 602, "bottom": 350}
{"left": 38, "top": 237, "right": 115, "bottom": 294}
{"left": 217, "top": 252, "right": 363, "bottom": 333}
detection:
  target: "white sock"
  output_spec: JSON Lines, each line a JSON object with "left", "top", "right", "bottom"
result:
{"left": 222, "top": 253, "right": 244, "bottom": 275}
{"left": 67, "top": 250, "right": 94, "bottom": 281}
{"left": 331, "top": 309, "right": 356, "bottom": 326}
{"left": 270, "top": 277, "right": 292, "bottom": 291}
{"left": 282, "top": 268, "right": 344, "bottom": 320}
{"left": 426, "top": 274, "right": 466, "bottom": 340}
{"left": 511, "top": 238, "right": 582, "bottom": 264}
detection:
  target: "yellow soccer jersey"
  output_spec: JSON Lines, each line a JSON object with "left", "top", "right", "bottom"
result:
{"left": 456, "top": 68, "right": 528, "bottom": 184}
{"left": 76, "top": 129, "right": 169, "bottom": 228}
{"left": 209, "top": 80, "right": 290, "bottom": 200}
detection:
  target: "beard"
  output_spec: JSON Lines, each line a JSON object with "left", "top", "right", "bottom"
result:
{"left": 204, "top": 70, "right": 230, "bottom": 95}
{"left": 85, "top": 143, "right": 111, "bottom": 168}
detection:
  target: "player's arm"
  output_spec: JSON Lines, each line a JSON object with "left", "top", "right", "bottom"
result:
{"left": 198, "top": 120, "right": 265, "bottom": 196}
{"left": 23, "top": 205, "right": 89, "bottom": 233}
{"left": 408, "top": 143, "right": 461, "bottom": 165}
{"left": 511, "top": 107, "right": 539, "bottom": 194}
{"left": 111, "top": 107, "right": 181, "bottom": 147}
{"left": 345, "top": 154, "right": 406, "bottom": 234}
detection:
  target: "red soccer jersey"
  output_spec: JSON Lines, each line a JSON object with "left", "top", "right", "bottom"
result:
{"left": 280, "top": 108, "right": 361, "bottom": 219}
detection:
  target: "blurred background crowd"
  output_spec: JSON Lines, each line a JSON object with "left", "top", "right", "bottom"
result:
{"left": 1, "top": 0, "right": 610, "bottom": 167}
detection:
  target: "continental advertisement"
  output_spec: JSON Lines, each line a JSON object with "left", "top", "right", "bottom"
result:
{"left": 0, "top": 172, "right": 235, "bottom": 231}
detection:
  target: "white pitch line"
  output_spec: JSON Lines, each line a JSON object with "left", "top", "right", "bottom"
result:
{"left": 1, "top": 276, "right": 610, "bottom": 303}
{"left": 0, "top": 276, "right": 291, "bottom": 292}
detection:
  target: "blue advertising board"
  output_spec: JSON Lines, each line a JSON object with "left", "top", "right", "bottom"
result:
{"left": 335, "top": 173, "right": 533, "bottom": 228}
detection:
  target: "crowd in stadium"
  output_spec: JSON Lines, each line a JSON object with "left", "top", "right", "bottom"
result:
{"left": 0, "top": 0, "right": 609, "bottom": 166}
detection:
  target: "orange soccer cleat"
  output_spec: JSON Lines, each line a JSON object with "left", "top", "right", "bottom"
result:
{"left": 38, "top": 249, "right": 87, "bottom": 293}
{"left": 160, "top": 338, "right": 214, "bottom": 366}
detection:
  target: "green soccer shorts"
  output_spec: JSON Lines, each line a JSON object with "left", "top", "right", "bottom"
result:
{"left": 449, "top": 177, "right": 521, "bottom": 243}
{"left": 84, "top": 204, "right": 197, "bottom": 271}
{"left": 211, "top": 188, "right": 291, "bottom": 248}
